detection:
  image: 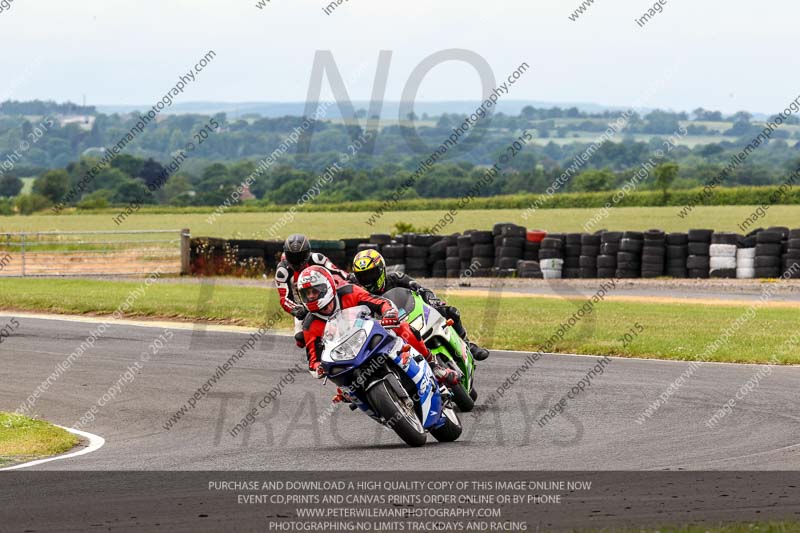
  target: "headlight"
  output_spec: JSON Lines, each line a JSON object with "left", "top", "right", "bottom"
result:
{"left": 409, "top": 315, "right": 425, "bottom": 332}
{"left": 331, "top": 330, "right": 367, "bottom": 361}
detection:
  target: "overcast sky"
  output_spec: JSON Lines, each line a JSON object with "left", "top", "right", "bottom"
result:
{"left": 1, "top": 0, "right": 797, "bottom": 115}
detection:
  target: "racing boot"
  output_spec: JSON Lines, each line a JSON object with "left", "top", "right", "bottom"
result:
{"left": 428, "top": 358, "right": 461, "bottom": 387}
{"left": 468, "top": 341, "right": 490, "bottom": 361}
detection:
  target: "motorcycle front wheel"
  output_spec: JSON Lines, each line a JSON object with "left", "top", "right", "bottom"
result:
{"left": 367, "top": 377, "right": 427, "bottom": 447}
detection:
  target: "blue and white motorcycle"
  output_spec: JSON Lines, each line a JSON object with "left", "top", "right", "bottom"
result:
{"left": 319, "top": 305, "right": 462, "bottom": 447}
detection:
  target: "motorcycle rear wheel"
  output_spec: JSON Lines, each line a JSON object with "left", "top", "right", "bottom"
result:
{"left": 430, "top": 407, "right": 462, "bottom": 442}
{"left": 451, "top": 382, "right": 475, "bottom": 412}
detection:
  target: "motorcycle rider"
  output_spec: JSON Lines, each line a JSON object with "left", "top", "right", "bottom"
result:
{"left": 297, "top": 265, "right": 460, "bottom": 387}
{"left": 275, "top": 234, "right": 349, "bottom": 348}
{"left": 350, "top": 249, "right": 490, "bottom": 361}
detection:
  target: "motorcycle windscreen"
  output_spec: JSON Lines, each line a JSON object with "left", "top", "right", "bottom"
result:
{"left": 382, "top": 287, "right": 417, "bottom": 318}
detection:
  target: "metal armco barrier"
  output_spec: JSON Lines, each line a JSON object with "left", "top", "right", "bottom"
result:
{"left": 0, "top": 229, "right": 190, "bottom": 277}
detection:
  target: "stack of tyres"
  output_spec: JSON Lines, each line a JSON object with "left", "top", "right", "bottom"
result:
{"left": 665, "top": 233, "right": 689, "bottom": 278}
{"left": 525, "top": 230, "right": 546, "bottom": 260}
{"left": 495, "top": 223, "right": 527, "bottom": 277}
{"left": 562, "top": 233, "right": 582, "bottom": 279}
{"left": 768, "top": 226, "right": 790, "bottom": 242}
{"left": 766, "top": 226, "right": 793, "bottom": 278}
{"left": 539, "top": 233, "right": 564, "bottom": 279}
{"left": 493, "top": 228, "right": 503, "bottom": 269}
{"left": 470, "top": 230, "right": 494, "bottom": 277}
{"left": 616, "top": 231, "right": 644, "bottom": 278}
{"left": 405, "top": 233, "right": 435, "bottom": 278}
{"left": 381, "top": 241, "right": 406, "bottom": 269}
{"left": 709, "top": 232, "right": 738, "bottom": 278}
{"left": 429, "top": 236, "right": 449, "bottom": 278}
{"left": 641, "top": 230, "right": 666, "bottom": 278}
{"left": 516, "top": 260, "right": 543, "bottom": 278}
{"left": 370, "top": 234, "right": 391, "bottom": 248}
{"left": 356, "top": 242, "right": 379, "bottom": 253}
{"left": 783, "top": 228, "right": 800, "bottom": 278}
{"left": 456, "top": 234, "right": 474, "bottom": 275}
{"left": 445, "top": 234, "right": 462, "bottom": 278}
{"left": 754, "top": 229, "right": 784, "bottom": 278}
{"left": 342, "top": 238, "right": 369, "bottom": 268}
{"left": 736, "top": 233, "right": 757, "bottom": 279}
{"left": 686, "top": 229, "right": 713, "bottom": 278}
{"left": 357, "top": 233, "right": 389, "bottom": 254}
{"left": 492, "top": 223, "right": 512, "bottom": 267}
{"left": 597, "top": 231, "right": 621, "bottom": 278}
{"left": 311, "top": 239, "right": 346, "bottom": 268}
{"left": 579, "top": 233, "right": 600, "bottom": 278}
{"left": 229, "top": 239, "right": 268, "bottom": 266}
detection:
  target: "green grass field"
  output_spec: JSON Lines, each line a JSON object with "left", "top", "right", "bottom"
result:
{"left": 1, "top": 278, "right": 797, "bottom": 363}
{"left": 0, "top": 412, "right": 78, "bottom": 467}
{"left": 2, "top": 205, "right": 799, "bottom": 240}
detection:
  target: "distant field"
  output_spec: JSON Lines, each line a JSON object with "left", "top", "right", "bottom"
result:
{"left": 1, "top": 206, "right": 798, "bottom": 240}
{"left": 527, "top": 132, "right": 740, "bottom": 147}
{"left": 20, "top": 177, "right": 35, "bottom": 195}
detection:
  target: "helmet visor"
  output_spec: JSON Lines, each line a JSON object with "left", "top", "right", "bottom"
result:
{"left": 299, "top": 283, "right": 329, "bottom": 305}
{"left": 286, "top": 249, "right": 310, "bottom": 268}
{"left": 355, "top": 267, "right": 385, "bottom": 292}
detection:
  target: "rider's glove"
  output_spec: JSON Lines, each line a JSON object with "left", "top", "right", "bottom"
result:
{"left": 429, "top": 298, "right": 446, "bottom": 308}
{"left": 380, "top": 310, "right": 400, "bottom": 328}
{"left": 291, "top": 306, "right": 308, "bottom": 320}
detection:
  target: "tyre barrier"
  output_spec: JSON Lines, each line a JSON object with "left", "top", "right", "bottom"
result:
{"left": 709, "top": 233, "right": 738, "bottom": 279}
{"left": 665, "top": 232, "right": 688, "bottom": 278}
{"left": 785, "top": 228, "right": 800, "bottom": 279}
{"left": 190, "top": 226, "right": 800, "bottom": 280}
{"left": 686, "top": 228, "right": 712, "bottom": 279}
{"left": 736, "top": 247, "right": 755, "bottom": 279}
{"left": 641, "top": 229, "right": 666, "bottom": 279}
{"left": 616, "top": 231, "right": 644, "bottom": 279}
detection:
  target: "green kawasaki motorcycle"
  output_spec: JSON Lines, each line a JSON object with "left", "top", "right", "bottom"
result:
{"left": 384, "top": 287, "right": 477, "bottom": 412}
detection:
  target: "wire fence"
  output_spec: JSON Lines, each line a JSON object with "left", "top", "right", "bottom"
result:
{"left": 0, "top": 229, "right": 190, "bottom": 277}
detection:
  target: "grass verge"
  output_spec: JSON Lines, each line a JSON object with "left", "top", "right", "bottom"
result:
{"left": 0, "top": 278, "right": 797, "bottom": 364}
{"left": 0, "top": 412, "right": 79, "bottom": 468}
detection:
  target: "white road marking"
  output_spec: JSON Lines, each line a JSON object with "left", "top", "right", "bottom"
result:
{"left": 0, "top": 426, "right": 105, "bottom": 471}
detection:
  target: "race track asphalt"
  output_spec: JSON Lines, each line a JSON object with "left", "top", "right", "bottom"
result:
{"left": 3, "top": 314, "right": 800, "bottom": 531}
{"left": 2, "top": 314, "right": 798, "bottom": 471}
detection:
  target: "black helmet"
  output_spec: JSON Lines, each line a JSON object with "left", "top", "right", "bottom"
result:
{"left": 284, "top": 234, "right": 311, "bottom": 269}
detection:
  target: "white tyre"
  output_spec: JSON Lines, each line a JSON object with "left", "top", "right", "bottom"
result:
{"left": 736, "top": 248, "right": 756, "bottom": 260}
{"left": 541, "top": 268, "right": 562, "bottom": 279}
{"left": 539, "top": 258, "right": 564, "bottom": 270}
{"left": 736, "top": 268, "right": 755, "bottom": 279}
{"left": 709, "top": 256, "right": 737, "bottom": 270}
{"left": 709, "top": 244, "right": 737, "bottom": 257}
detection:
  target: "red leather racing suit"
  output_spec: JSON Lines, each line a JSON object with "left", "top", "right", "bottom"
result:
{"left": 274, "top": 252, "right": 348, "bottom": 315}
{"left": 302, "top": 283, "right": 429, "bottom": 371}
